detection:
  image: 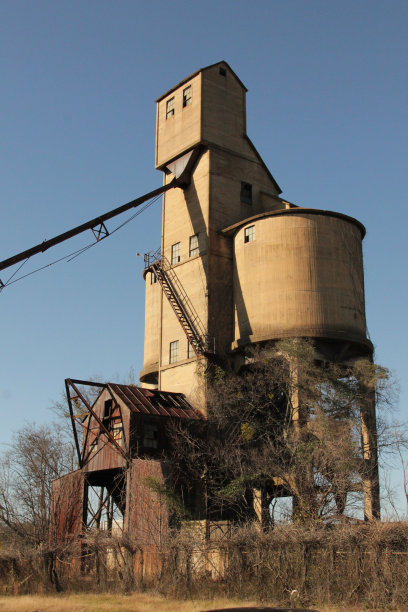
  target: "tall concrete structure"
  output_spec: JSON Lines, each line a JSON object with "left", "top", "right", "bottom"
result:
{"left": 140, "top": 61, "right": 379, "bottom": 519}
{"left": 140, "top": 61, "right": 283, "bottom": 397}
{"left": 51, "top": 62, "right": 380, "bottom": 549}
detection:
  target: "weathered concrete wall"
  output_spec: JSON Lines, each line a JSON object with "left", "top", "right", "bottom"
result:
{"left": 143, "top": 63, "right": 286, "bottom": 402}
{"left": 201, "top": 62, "right": 246, "bottom": 154}
{"left": 156, "top": 72, "right": 202, "bottom": 169}
{"left": 231, "top": 210, "right": 368, "bottom": 349}
{"left": 144, "top": 62, "right": 371, "bottom": 415}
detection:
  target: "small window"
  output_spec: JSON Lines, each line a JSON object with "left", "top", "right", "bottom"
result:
{"left": 187, "top": 341, "right": 195, "bottom": 359}
{"left": 219, "top": 67, "right": 227, "bottom": 77}
{"left": 166, "top": 97, "right": 175, "bottom": 119}
{"left": 244, "top": 225, "right": 255, "bottom": 243}
{"left": 183, "top": 85, "right": 192, "bottom": 108}
{"left": 189, "top": 234, "right": 199, "bottom": 257}
{"left": 150, "top": 271, "right": 157, "bottom": 284}
{"left": 169, "top": 340, "right": 179, "bottom": 364}
{"left": 171, "top": 242, "right": 181, "bottom": 264}
{"left": 241, "top": 182, "right": 252, "bottom": 205}
{"left": 143, "top": 423, "right": 159, "bottom": 449}
{"left": 103, "top": 399, "right": 112, "bottom": 420}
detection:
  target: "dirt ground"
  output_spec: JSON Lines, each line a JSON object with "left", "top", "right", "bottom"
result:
{"left": 0, "top": 593, "right": 398, "bottom": 612}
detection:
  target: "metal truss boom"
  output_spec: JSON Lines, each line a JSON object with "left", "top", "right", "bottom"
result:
{"left": 0, "top": 146, "right": 203, "bottom": 274}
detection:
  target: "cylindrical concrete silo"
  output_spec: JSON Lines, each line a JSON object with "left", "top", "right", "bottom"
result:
{"left": 223, "top": 208, "right": 372, "bottom": 359}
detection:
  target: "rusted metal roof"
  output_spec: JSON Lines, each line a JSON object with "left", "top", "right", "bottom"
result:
{"left": 107, "top": 384, "right": 203, "bottom": 420}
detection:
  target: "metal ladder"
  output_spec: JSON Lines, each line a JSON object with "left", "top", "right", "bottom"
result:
{"left": 144, "top": 249, "right": 213, "bottom": 357}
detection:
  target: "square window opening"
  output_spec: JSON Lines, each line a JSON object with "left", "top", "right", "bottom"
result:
{"left": 143, "top": 423, "right": 159, "bottom": 449}
{"left": 241, "top": 182, "right": 252, "bottom": 205}
{"left": 171, "top": 242, "right": 181, "bottom": 265}
{"left": 166, "top": 97, "right": 175, "bottom": 119}
{"left": 183, "top": 85, "right": 192, "bottom": 108}
{"left": 244, "top": 225, "right": 255, "bottom": 243}
{"left": 189, "top": 234, "right": 199, "bottom": 257}
{"left": 219, "top": 67, "right": 227, "bottom": 77}
{"left": 103, "top": 399, "right": 112, "bottom": 420}
{"left": 150, "top": 271, "right": 157, "bottom": 284}
{"left": 169, "top": 340, "right": 179, "bottom": 364}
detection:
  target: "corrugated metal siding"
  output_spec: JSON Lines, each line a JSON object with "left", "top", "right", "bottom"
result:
{"left": 50, "top": 471, "right": 85, "bottom": 543}
{"left": 125, "top": 459, "right": 171, "bottom": 548}
{"left": 83, "top": 388, "right": 127, "bottom": 472}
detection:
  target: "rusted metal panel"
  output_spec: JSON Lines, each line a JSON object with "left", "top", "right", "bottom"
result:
{"left": 109, "top": 383, "right": 202, "bottom": 419}
{"left": 50, "top": 470, "right": 85, "bottom": 544}
{"left": 82, "top": 388, "right": 128, "bottom": 473}
{"left": 125, "top": 459, "right": 171, "bottom": 548}
{"left": 66, "top": 379, "right": 202, "bottom": 473}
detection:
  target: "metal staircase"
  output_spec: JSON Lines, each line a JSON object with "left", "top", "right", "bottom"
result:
{"left": 144, "top": 249, "right": 213, "bottom": 357}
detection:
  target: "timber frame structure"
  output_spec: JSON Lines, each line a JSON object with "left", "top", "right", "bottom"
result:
{"left": 51, "top": 379, "right": 203, "bottom": 546}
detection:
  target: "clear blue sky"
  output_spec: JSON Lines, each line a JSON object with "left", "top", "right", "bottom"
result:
{"left": 1, "top": 1, "right": 407, "bottom": 512}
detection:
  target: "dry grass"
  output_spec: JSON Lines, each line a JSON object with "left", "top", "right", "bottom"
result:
{"left": 0, "top": 593, "right": 399, "bottom": 612}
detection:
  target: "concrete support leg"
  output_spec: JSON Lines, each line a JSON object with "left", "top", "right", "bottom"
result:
{"left": 360, "top": 384, "right": 380, "bottom": 520}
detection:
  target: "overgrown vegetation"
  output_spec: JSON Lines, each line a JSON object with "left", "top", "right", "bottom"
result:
{"left": 0, "top": 341, "right": 407, "bottom": 609}
{"left": 0, "top": 522, "right": 408, "bottom": 609}
{"left": 171, "top": 340, "right": 399, "bottom": 525}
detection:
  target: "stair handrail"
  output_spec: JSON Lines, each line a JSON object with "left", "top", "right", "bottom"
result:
{"left": 143, "top": 248, "right": 214, "bottom": 355}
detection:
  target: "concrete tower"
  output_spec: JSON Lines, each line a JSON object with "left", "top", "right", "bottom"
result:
{"left": 140, "top": 61, "right": 379, "bottom": 519}
{"left": 140, "top": 61, "right": 284, "bottom": 400}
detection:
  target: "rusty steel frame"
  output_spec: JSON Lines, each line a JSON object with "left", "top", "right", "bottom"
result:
{"left": 76, "top": 384, "right": 129, "bottom": 466}
{"left": 91, "top": 222, "right": 109, "bottom": 242}
{"left": 65, "top": 378, "right": 129, "bottom": 468}
{"left": 85, "top": 478, "right": 125, "bottom": 532}
{"left": 104, "top": 385, "right": 129, "bottom": 456}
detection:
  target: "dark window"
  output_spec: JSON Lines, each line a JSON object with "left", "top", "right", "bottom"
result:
{"left": 189, "top": 234, "right": 199, "bottom": 257}
{"left": 103, "top": 399, "right": 112, "bottom": 420}
{"left": 244, "top": 225, "right": 255, "bottom": 243}
{"left": 219, "top": 67, "right": 227, "bottom": 77}
{"left": 187, "top": 341, "right": 194, "bottom": 359}
{"left": 143, "top": 423, "right": 159, "bottom": 449}
{"left": 183, "top": 85, "right": 192, "bottom": 107}
{"left": 241, "top": 182, "right": 252, "bottom": 205}
{"left": 150, "top": 271, "right": 157, "bottom": 284}
{"left": 166, "top": 97, "right": 175, "bottom": 119}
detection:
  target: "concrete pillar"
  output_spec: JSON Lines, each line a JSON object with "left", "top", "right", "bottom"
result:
{"left": 360, "top": 383, "right": 381, "bottom": 520}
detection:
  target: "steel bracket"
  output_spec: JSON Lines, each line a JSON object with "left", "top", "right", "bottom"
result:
{"left": 91, "top": 222, "right": 109, "bottom": 242}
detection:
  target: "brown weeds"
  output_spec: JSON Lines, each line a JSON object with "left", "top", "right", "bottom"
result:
{"left": 0, "top": 522, "right": 407, "bottom": 610}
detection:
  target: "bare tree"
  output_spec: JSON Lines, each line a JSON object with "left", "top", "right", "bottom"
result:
{"left": 0, "top": 423, "right": 75, "bottom": 546}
